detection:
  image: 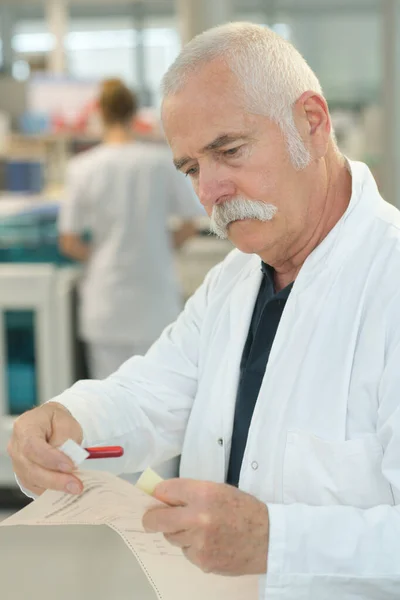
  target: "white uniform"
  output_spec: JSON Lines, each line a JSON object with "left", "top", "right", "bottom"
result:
{"left": 58, "top": 141, "right": 203, "bottom": 377}
{"left": 51, "top": 160, "right": 400, "bottom": 598}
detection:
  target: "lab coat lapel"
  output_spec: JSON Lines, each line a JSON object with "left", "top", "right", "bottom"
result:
{"left": 219, "top": 262, "right": 263, "bottom": 470}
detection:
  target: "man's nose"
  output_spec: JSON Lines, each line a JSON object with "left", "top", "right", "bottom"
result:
{"left": 197, "top": 167, "right": 236, "bottom": 211}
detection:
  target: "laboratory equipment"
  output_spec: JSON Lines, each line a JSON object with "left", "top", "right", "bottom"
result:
{"left": 0, "top": 197, "right": 82, "bottom": 486}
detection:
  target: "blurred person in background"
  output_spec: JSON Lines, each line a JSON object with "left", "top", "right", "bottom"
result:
{"left": 58, "top": 79, "right": 202, "bottom": 479}
{"left": 58, "top": 78, "right": 202, "bottom": 380}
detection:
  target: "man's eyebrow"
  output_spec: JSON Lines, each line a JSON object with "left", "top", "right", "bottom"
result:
{"left": 173, "top": 133, "right": 251, "bottom": 171}
{"left": 203, "top": 133, "right": 249, "bottom": 152}
{"left": 173, "top": 156, "right": 192, "bottom": 171}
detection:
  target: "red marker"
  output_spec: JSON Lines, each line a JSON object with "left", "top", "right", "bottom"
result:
{"left": 85, "top": 446, "right": 124, "bottom": 459}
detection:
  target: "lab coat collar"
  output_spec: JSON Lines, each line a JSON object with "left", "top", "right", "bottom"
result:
{"left": 292, "top": 160, "right": 379, "bottom": 293}
{"left": 225, "top": 160, "right": 378, "bottom": 320}
{"left": 242, "top": 160, "right": 378, "bottom": 296}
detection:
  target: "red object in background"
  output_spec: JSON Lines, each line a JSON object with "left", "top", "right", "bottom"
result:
{"left": 85, "top": 446, "right": 124, "bottom": 459}
{"left": 133, "top": 119, "right": 154, "bottom": 134}
{"left": 73, "top": 99, "right": 98, "bottom": 133}
{"left": 52, "top": 113, "right": 67, "bottom": 133}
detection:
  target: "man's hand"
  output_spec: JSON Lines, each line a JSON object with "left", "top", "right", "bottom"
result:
{"left": 142, "top": 479, "right": 269, "bottom": 576}
{"left": 7, "top": 402, "right": 84, "bottom": 497}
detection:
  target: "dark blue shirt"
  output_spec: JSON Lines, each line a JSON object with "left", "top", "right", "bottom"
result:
{"left": 226, "top": 262, "right": 293, "bottom": 487}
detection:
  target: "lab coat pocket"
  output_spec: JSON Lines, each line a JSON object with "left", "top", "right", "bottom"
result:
{"left": 283, "top": 430, "right": 394, "bottom": 508}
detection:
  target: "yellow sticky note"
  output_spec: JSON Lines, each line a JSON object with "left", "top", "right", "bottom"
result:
{"left": 136, "top": 468, "right": 164, "bottom": 496}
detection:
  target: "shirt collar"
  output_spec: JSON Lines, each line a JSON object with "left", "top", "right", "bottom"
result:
{"left": 260, "top": 261, "right": 275, "bottom": 286}
{"left": 261, "top": 261, "right": 294, "bottom": 299}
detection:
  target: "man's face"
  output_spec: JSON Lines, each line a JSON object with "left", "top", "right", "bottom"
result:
{"left": 162, "top": 60, "right": 321, "bottom": 264}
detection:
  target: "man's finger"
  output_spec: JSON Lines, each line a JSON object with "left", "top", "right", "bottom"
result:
{"left": 143, "top": 506, "right": 194, "bottom": 534}
{"left": 14, "top": 456, "right": 83, "bottom": 495}
{"left": 153, "top": 478, "right": 205, "bottom": 506}
{"left": 17, "top": 477, "right": 46, "bottom": 497}
{"left": 18, "top": 435, "right": 75, "bottom": 473}
{"left": 164, "top": 530, "right": 192, "bottom": 549}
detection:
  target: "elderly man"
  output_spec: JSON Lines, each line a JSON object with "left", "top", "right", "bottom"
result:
{"left": 8, "top": 22, "right": 400, "bottom": 599}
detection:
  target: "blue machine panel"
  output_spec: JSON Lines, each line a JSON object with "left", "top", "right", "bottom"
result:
{"left": 5, "top": 310, "right": 37, "bottom": 415}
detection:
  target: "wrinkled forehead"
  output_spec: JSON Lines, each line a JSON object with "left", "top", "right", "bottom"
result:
{"left": 162, "top": 101, "right": 255, "bottom": 163}
{"left": 161, "top": 66, "right": 251, "bottom": 152}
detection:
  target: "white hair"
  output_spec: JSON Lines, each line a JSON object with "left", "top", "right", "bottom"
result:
{"left": 162, "top": 22, "right": 336, "bottom": 169}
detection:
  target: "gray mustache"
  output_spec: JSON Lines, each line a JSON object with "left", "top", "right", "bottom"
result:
{"left": 210, "top": 197, "right": 277, "bottom": 239}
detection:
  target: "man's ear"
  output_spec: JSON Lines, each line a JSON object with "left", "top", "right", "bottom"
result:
{"left": 294, "top": 91, "right": 332, "bottom": 158}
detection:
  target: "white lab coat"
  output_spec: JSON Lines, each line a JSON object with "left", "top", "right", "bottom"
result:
{"left": 58, "top": 141, "right": 203, "bottom": 346}
{"left": 51, "top": 161, "right": 400, "bottom": 599}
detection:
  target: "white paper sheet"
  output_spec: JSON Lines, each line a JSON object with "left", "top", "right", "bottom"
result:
{"left": 1, "top": 470, "right": 259, "bottom": 600}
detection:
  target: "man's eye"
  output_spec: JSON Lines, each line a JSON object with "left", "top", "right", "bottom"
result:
{"left": 223, "top": 147, "right": 241, "bottom": 157}
{"left": 185, "top": 166, "right": 198, "bottom": 177}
